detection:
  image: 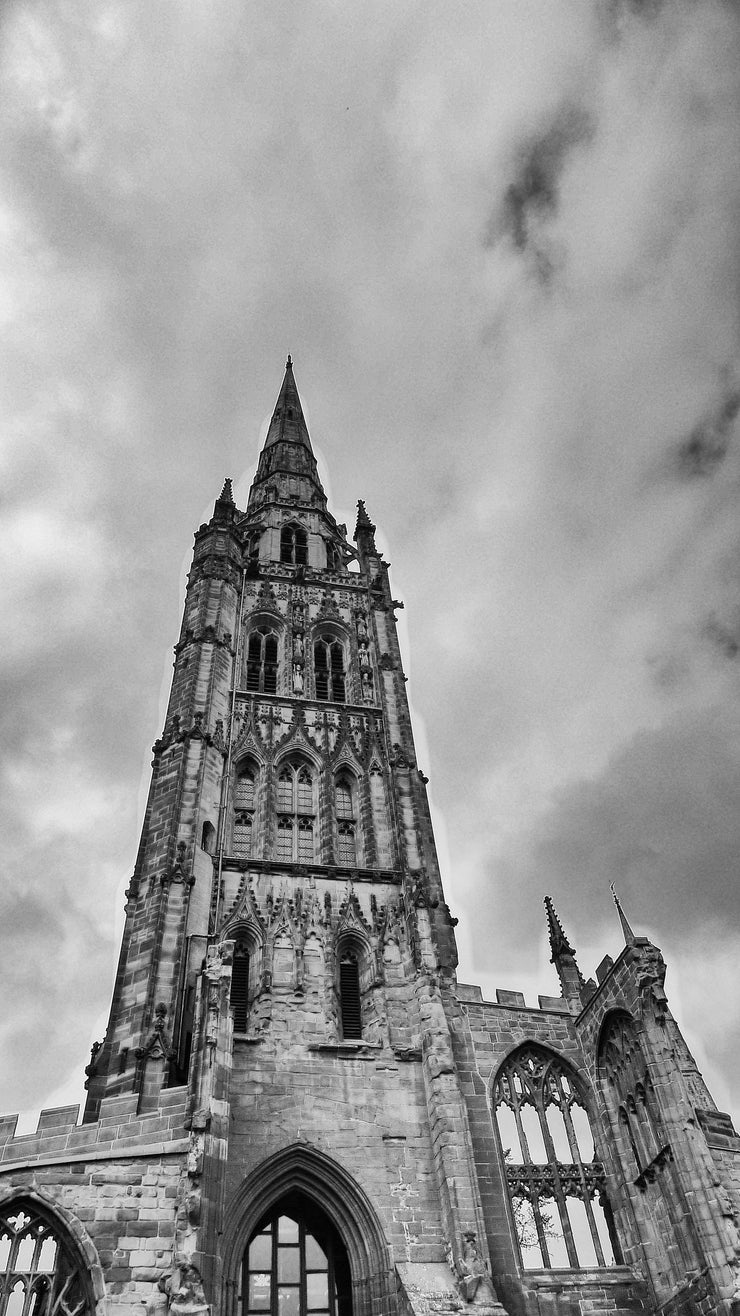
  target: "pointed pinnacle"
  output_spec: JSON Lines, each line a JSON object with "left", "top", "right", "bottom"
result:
{"left": 263, "top": 357, "right": 313, "bottom": 452}
{"left": 355, "top": 499, "right": 375, "bottom": 531}
{"left": 544, "top": 896, "right": 576, "bottom": 961}
{"left": 610, "top": 884, "right": 636, "bottom": 946}
{"left": 219, "top": 477, "right": 234, "bottom": 504}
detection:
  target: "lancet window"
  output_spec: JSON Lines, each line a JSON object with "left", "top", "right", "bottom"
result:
{"left": 246, "top": 628, "right": 279, "bottom": 694}
{"left": 281, "top": 523, "right": 308, "bottom": 566}
{"left": 275, "top": 760, "right": 316, "bottom": 863}
{"left": 230, "top": 941, "right": 250, "bottom": 1033}
{"left": 241, "top": 1195, "right": 352, "bottom": 1316}
{"left": 338, "top": 951, "right": 362, "bottom": 1040}
{"left": 334, "top": 775, "right": 357, "bottom": 866}
{"left": 0, "top": 1203, "right": 91, "bottom": 1316}
{"left": 494, "top": 1047, "right": 619, "bottom": 1270}
{"left": 314, "top": 637, "right": 346, "bottom": 702}
{"left": 234, "top": 762, "right": 258, "bottom": 859}
{"left": 325, "top": 541, "right": 340, "bottom": 572}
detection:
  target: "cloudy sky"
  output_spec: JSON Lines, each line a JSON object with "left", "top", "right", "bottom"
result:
{"left": 1, "top": 0, "right": 739, "bottom": 1129}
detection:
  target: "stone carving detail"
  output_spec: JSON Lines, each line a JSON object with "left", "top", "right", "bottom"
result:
{"left": 456, "top": 1232, "right": 488, "bottom": 1302}
{"left": 146, "top": 1266, "right": 210, "bottom": 1316}
{"left": 162, "top": 841, "right": 193, "bottom": 888}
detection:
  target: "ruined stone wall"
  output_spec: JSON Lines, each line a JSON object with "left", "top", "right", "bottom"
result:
{"left": 449, "top": 983, "right": 649, "bottom": 1316}
{"left": 0, "top": 1090, "right": 188, "bottom": 1316}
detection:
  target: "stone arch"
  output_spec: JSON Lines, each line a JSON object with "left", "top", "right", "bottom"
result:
{"left": 0, "top": 1186, "right": 106, "bottom": 1316}
{"left": 221, "top": 1143, "right": 396, "bottom": 1316}
{"left": 490, "top": 1042, "right": 619, "bottom": 1270}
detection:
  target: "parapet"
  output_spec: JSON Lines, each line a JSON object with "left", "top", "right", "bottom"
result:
{"left": 0, "top": 1087, "right": 189, "bottom": 1169}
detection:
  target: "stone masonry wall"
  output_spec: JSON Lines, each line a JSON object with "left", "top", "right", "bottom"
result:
{"left": 0, "top": 1089, "right": 189, "bottom": 1316}
{"left": 449, "top": 983, "right": 649, "bottom": 1316}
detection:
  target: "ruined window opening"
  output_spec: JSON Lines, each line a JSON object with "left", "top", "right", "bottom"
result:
{"left": 240, "top": 1193, "right": 352, "bottom": 1316}
{"left": 339, "top": 953, "right": 362, "bottom": 1040}
{"left": 494, "top": 1047, "right": 620, "bottom": 1270}
{"left": 201, "top": 821, "right": 216, "bottom": 854}
{"left": 314, "top": 638, "right": 346, "bottom": 702}
{"left": 246, "top": 629, "right": 279, "bottom": 694}
{"left": 281, "top": 524, "right": 308, "bottom": 566}
{"left": 0, "top": 1205, "right": 91, "bottom": 1316}
{"left": 231, "top": 943, "right": 250, "bottom": 1033}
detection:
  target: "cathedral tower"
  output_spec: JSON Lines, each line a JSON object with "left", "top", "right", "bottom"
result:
{"left": 1, "top": 362, "right": 739, "bottom": 1316}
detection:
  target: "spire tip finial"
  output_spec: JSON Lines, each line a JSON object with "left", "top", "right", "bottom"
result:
{"left": 286, "top": 353, "right": 292, "bottom": 369}
{"left": 610, "top": 883, "right": 636, "bottom": 946}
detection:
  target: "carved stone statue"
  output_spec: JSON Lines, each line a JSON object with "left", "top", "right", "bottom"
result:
{"left": 457, "top": 1232, "right": 488, "bottom": 1302}
{"left": 169, "top": 1265, "right": 209, "bottom": 1316}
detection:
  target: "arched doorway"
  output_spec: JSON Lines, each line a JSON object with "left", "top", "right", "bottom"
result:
{"left": 221, "top": 1145, "right": 397, "bottom": 1316}
{"left": 240, "top": 1192, "right": 351, "bottom": 1316}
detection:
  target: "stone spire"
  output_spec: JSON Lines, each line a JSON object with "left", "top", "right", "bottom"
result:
{"left": 610, "top": 883, "right": 636, "bottom": 947}
{"left": 263, "top": 355, "right": 314, "bottom": 453}
{"left": 212, "top": 475, "right": 236, "bottom": 525}
{"left": 544, "top": 896, "right": 585, "bottom": 1007}
{"left": 354, "top": 499, "right": 378, "bottom": 558}
{"left": 247, "top": 356, "right": 327, "bottom": 513}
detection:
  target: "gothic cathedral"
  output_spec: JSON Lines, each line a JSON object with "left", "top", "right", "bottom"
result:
{"left": 1, "top": 362, "right": 739, "bottom": 1316}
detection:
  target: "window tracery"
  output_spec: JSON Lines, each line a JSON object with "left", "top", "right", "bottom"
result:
{"left": 334, "top": 776, "right": 357, "bottom": 866}
{"left": 313, "top": 637, "right": 346, "bottom": 703}
{"left": 494, "top": 1047, "right": 618, "bottom": 1270}
{"left": 0, "top": 1205, "right": 90, "bottom": 1316}
{"left": 281, "top": 524, "right": 308, "bottom": 567}
{"left": 246, "top": 629, "right": 279, "bottom": 694}
{"left": 275, "top": 761, "right": 316, "bottom": 863}
{"left": 234, "top": 763, "right": 258, "bottom": 859}
{"left": 599, "top": 1013, "right": 665, "bottom": 1179}
{"left": 241, "top": 1195, "right": 351, "bottom": 1316}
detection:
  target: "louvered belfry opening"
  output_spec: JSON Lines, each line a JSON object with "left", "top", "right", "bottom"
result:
{"left": 339, "top": 953, "right": 361, "bottom": 1040}
{"left": 231, "top": 943, "right": 250, "bottom": 1033}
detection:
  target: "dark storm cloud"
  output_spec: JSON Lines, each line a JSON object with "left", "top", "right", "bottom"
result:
{"left": 492, "top": 105, "right": 594, "bottom": 271}
{"left": 677, "top": 382, "right": 740, "bottom": 478}
{"left": 1, "top": 0, "right": 740, "bottom": 1125}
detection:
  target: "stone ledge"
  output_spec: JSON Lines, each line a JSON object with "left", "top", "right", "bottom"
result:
{"left": 308, "top": 1042, "right": 383, "bottom": 1059}
{"left": 0, "top": 1137, "right": 190, "bottom": 1174}
{"left": 522, "top": 1266, "right": 643, "bottom": 1288}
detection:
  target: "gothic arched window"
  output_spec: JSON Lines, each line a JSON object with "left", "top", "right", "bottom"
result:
{"left": 246, "top": 528, "right": 262, "bottom": 562}
{"left": 241, "top": 1194, "right": 352, "bottom": 1316}
{"left": 338, "top": 951, "right": 362, "bottom": 1040}
{"left": 275, "top": 760, "right": 316, "bottom": 863}
{"left": 334, "top": 775, "right": 357, "bottom": 866}
{"left": 325, "top": 541, "right": 340, "bottom": 572}
{"left": 281, "top": 523, "right": 308, "bottom": 566}
{"left": 231, "top": 941, "right": 250, "bottom": 1033}
{"left": 0, "top": 1203, "right": 91, "bottom": 1316}
{"left": 246, "top": 628, "right": 279, "bottom": 694}
{"left": 493, "top": 1047, "right": 619, "bottom": 1270}
{"left": 234, "top": 762, "right": 258, "bottom": 859}
{"left": 314, "top": 637, "right": 346, "bottom": 703}
{"left": 598, "top": 1012, "right": 664, "bottom": 1175}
